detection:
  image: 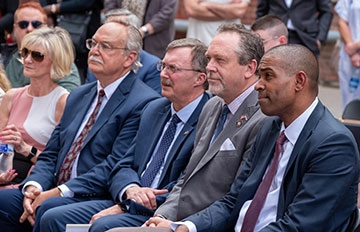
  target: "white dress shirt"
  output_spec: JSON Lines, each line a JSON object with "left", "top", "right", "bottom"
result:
{"left": 284, "top": 0, "right": 295, "bottom": 30}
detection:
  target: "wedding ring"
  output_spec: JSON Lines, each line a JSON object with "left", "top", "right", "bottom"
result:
{"left": 13, "top": 136, "right": 17, "bottom": 141}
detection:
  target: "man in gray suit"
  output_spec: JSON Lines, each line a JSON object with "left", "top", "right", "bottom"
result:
{"left": 140, "top": 23, "right": 267, "bottom": 228}
{"left": 257, "top": 0, "right": 333, "bottom": 57}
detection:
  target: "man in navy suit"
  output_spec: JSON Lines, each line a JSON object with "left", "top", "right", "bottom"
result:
{"left": 0, "top": 21, "right": 159, "bottom": 231}
{"left": 36, "top": 38, "right": 210, "bottom": 232}
{"left": 151, "top": 44, "right": 359, "bottom": 232}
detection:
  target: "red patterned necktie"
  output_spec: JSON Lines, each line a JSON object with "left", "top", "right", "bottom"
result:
{"left": 240, "top": 131, "right": 287, "bottom": 232}
{"left": 57, "top": 90, "right": 105, "bottom": 185}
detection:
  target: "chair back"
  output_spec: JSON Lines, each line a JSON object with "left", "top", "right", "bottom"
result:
{"left": 343, "top": 99, "right": 360, "bottom": 120}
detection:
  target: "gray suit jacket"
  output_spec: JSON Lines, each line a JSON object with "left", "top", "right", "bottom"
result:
{"left": 155, "top": 90, "right": 267, "bottom": 220}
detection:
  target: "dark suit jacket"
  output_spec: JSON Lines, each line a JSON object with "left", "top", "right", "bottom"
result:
{"left": 186, "top": 102, "right": 360, "bottom": 232}
{"left": 143, "top": 0, "right": 178, "bottom": 58}
{"left": 21, "top": 72, "right": 160, "bottom": 198}
{"left": 87, "top": 51, "right": 161, "bottom": 94}
{"left": 257, "top": 0, "right": 333, "bottom": 55}
{"left": 155, "top": 91, "right": 267, "bottom": 221}
{"left": 108, "top": 93, "right": 210, "bottom": 209}
{"left": 40, "top": 0, "right": 103, "bottom": 41}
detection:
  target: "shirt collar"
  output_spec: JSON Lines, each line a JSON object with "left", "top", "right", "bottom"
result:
{"left": 170, "top": 93, "right": 204, "bottom": 124}
{"left": 282, "top": 97, "right": 319, "bottom": 146}
{"left": 226, "top": 82, "right": 257, "bottom": 115}
{"left": 96, "top": 71, "right": 129, "bottom": 99}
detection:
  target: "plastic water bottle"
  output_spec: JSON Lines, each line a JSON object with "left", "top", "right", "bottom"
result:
{"left": 349, "top": 69, "right": 360, "bottom": 93}
{"left": 0, "top": 143, "right": 14, "bottom": 173}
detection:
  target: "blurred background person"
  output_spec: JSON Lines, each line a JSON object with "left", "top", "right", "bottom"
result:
{"left": 0, "top": 26, "right": 72, "bottom": 188}
{"left": 6, "top": 2, "right": 80, "bottom": 92}
{"left": 41, "top": 0, "right": 104, "bottom": 83}
{"left": 335, "top": 0, "right": 360, "bottom": 109}
{"left": 251, "top": 14, "right": 288, "bottom": 52}
{"left": 0, "top": 0, "right": 18, "bottom": 66}
{"left": 104, "top": 0, "right": 178, "bottom": 58}
{"left": 183, "top": 0, "right": 250, "bottom": 45}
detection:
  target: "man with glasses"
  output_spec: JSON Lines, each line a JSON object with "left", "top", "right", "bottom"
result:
{"left": 37, "top": 38, "right": 210, "bottom": 232}
{"left": 251, "top": 15, "right": 288, "bottom": 52}
{"left": 86, "top": 9, "right": 161, "bottom": 94}
{"left": 5, "top": 2, "right": 80, "bottom": 92}
{"left": 0, "top": 21, "right": 159, "bottom": 232}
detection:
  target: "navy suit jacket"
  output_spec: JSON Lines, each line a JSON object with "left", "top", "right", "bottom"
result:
{"left": 108, "top": 93, "right": 210, "bottom": 210}
{"left": 257, "top": 0, "right": 333, "bottom": 55}
{"left": 21, "top": 72, "right": 160, "bottom": 198}
{"left": 87, "top": 51, "right": 161, "bottom": 94}
{"left": 186, "top": 102, "right": 360, "bottom": 232}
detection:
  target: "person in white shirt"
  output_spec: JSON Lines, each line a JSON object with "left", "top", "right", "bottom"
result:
{"left": 184, "top": 0, "right": 250, "bottom": 45}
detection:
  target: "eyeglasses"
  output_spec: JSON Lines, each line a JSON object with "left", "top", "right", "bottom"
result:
{"left": 16, "top": 20, "right": 43, "bottom": 29}
{"left": 21, "top": 48, "right": 45, "bottom": 62}
{"left": 86, "top": 39, "right": 127, "bottom": 53}
{"left": 156, "top": 61, "right": 202, "bottom": 74}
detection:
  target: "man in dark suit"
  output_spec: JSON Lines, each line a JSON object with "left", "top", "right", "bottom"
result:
{"left": 0, "top": 21, "right": 159, "bottom": 231}
{"left": 256, "top": 0, "right": 333, "bottom": 57}
{"left": 37, "top": 38, "right": 210, "bottom": 232}
{"left": 137, "top": 23, "right": 267, "bottom": 229}
{"left": 156, "top": 44, "right": 359, "bottom": 232}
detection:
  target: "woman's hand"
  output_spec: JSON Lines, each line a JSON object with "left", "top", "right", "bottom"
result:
{"left": 0, "top": 124, "right": 30, "bottom": 156}
{"left": 0, "top": 168, "right": 17, "bottom": 184}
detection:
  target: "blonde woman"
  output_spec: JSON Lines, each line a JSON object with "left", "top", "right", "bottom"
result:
{"left": 0, "top": 26, "right": 73, "bottom": 187}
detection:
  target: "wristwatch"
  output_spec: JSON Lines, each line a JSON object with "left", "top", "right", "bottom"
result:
{"left": 140, "top": 26, "right": 149, "bottom": 37}
{"left": 27, "top": 146, "right": 37, "bottom": 160}
{"left": 118, "top": 202, "right": 128, "bottom": 212}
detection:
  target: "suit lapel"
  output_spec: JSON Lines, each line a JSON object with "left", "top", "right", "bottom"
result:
{"left": 67, "top": 84, "right": 97, "bottom": 147}
{"left": 277, "top": 103, "right": 324, "bottom": 217}
{"left": 187, "top": 91, "right": 259, "bottom": 181}
{"left": 283, "top": 102, "right": 324, "bottom": 178}
{"left": 82, "top": 73, "right": 136, "bottom": 147}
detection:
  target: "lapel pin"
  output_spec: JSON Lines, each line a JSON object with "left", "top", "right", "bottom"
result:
{"left": 236, "top": 114, "right": 248, "bottom": 127}
{"left": 184, "top": 131, "right": 189, "bottom": 135}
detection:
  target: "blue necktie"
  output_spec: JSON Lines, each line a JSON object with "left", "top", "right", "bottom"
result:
{"left": 212, "top": 104, "right": 229, "bottom": 143}
{"left": 141, "top": 114, "right": 181, "bottom": 187}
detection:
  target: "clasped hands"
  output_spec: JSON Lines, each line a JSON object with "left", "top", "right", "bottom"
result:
{"left": 20, "top": 186, "right": 61, "bottom": 225}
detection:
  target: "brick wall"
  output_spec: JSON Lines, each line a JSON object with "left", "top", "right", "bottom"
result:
{"left": 176, "top": 0, "right": 340, "bottom": 84}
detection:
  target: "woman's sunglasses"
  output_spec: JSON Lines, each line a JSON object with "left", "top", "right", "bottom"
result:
{"left": 21, "top": 48, "right": 45, "bottom": 62}
{"left": 17, "top": 20, "right": 42, "bottom": 29}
